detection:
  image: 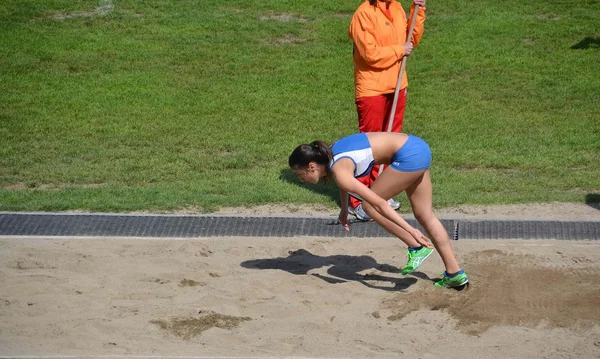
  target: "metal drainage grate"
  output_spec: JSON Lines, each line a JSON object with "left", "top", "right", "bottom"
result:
{"left": 0, "top": 213, "right": 598, "bottom": 240}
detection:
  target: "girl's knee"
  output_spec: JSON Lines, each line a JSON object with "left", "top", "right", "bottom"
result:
{"left": 414, "top": 210, "right": 436, "bottom": 226}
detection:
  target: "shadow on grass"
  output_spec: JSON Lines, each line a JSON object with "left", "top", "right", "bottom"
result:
{"left": 241, "top": 248, "right": 417, "bottom": 292}
{"left": 571, "top": 37, "right": 600, "bottom": 49}
{"left": 279, "top": 168, "right": 339, "bottom": 205}
{"left": 585, "top": 193, "right": 600, "bottom": 211}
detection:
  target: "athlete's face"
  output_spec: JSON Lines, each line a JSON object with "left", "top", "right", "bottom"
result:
{"left": 292, "top": 163, "right": 322, "bottom": 184}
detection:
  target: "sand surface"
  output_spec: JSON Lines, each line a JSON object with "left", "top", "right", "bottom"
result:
{"left": 1, "top": 235, "right": 599, "bottom": 358}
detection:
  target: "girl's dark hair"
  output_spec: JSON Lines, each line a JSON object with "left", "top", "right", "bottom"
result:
{"left": 289, "top": 140, "right": 332, "bottom": 171}
{"left": 369, "top": 0, "right": 377, "bottom": 5}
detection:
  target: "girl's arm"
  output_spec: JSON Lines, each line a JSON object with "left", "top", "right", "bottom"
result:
{"left": 333, "top": 166, "right": 430, "bottom": 247}
{"left": 339, "top": 187, "right": 349, "bottom": 214}
{"left": 338, "top": 188, "right": 350, "bottom": 231}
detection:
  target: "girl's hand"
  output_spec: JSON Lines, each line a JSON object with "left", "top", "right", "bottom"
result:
{"left": 410, "top": 227, "right": 433, "bottom": 248}
{"left": 338, "top": 211, "right": 350, "bottom": 232}
{"left": 414, "top": 0, "right": 426, "bottom": 6}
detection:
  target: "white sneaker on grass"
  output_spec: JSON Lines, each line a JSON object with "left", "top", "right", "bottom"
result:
{"left": 387, "top": 198, "right": 401, "bottom": 210}
{"left": 348, "top": 204, "right": 372, "bottom": 221}
{"left": 349, "top": 199, "right": 399, "bottom": 221}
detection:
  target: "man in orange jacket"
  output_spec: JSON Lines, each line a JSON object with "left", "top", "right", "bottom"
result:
{"left": 348, "top": 0, "right": 427, "bottom": 220}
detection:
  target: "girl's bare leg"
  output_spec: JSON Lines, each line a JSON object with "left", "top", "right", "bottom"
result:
{"left": 360, "top": 167, "right": 425, "bottom": 248}
{"left": 405, "top": 170, "right": 461, "bottom": 273}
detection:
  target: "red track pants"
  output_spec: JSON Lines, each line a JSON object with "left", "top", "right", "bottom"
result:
{"left": 350, "top": 88, "right": 407, "bottom": 209}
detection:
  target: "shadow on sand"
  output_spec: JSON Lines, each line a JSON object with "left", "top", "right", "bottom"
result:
{"left": 241, "top": 248, "right": 429, "bottom": 291}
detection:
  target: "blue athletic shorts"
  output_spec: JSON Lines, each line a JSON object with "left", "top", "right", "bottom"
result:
{"left": 390, "top": 135, "right": 432, "bottom": 172}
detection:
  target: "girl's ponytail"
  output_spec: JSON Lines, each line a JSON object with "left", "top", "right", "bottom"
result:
{"left": 289, "top": 140, "right": 332, "bottom": 170}
{"left": 310, "top": 140, "right": 332, "bottom": 165}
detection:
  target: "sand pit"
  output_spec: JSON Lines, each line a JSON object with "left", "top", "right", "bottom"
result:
{"left": 1, "top": 236, "right": 599, "bottom": 358}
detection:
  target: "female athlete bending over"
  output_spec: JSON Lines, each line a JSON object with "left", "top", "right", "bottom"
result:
{"left": 289, "top": 132, "right": 468, "bottom": 288}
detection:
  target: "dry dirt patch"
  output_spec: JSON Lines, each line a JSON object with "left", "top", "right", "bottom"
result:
{"left": 384, "top": 249, "right": 600, "bottom": 335}
{"left": 151, "top": 311, "right": 252, "bottom": 340}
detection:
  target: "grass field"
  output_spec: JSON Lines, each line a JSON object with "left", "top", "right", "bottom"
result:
{"left": 1, "top": 0, "right": 599, "bottom": 212}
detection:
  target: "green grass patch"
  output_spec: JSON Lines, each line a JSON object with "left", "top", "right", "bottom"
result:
{"left": 1, "top": 0, "right": 599, "bottom": 212}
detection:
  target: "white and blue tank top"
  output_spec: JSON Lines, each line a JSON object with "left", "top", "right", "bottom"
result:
{"left": 330, "top": 133, "right": 374, "bottom": 179}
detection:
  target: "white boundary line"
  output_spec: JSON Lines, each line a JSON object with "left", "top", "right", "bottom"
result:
{"left": 0, "top": 235, "right": 387, "bottom": 241}
{"left": 0, "top": 356, "right": 333, "bottom": 359}
{"left": 0, "top": 235, "right": 288, "bottom": 241}
{"left": 0, "top": 211, "right": 337, "bottom": 220}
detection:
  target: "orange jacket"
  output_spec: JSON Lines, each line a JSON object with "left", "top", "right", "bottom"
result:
{"left": 349, "top": 1, "right": 426, "bottom": 98}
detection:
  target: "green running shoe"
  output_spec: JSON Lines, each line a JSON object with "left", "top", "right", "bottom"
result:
{"left": 401, "top": 247, "right": 434, "bottom": 275}
{"left": 434, "top": 270, "right": 469, "bottom": 288}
